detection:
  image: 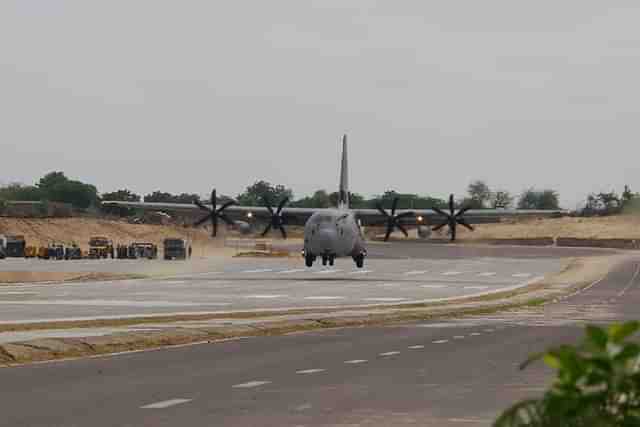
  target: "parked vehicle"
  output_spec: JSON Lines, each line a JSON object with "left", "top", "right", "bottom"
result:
{"left": 88, "top": 236, "right": 114, "bottom": 259}
{"left": 130, "top": 242, "right": 158, "bottom": 260}
{"left": 48, "top": 244, "right": 65, "bottom": 260}
{"left": 64, "top": 245, "right": 83, "bottom": 260}
{"left": 163, "top": 238, "right": 191, "bottom": 260}
{"left": 0, "top": 235, "right": 26, "bottom": 257}
{"left": 24, "top": 246, "right": 38, "bottom": 258}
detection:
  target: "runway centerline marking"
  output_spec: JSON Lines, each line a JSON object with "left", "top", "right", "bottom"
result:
{"left": 344, "top": 359, "right": 368, "bottom": 364}
{"left": 408, "top": 345, "right": 425, "bottom": 350}
{"left": 232, "top": 381, "right": 271, "bottom": 389}
{"left": 315, "top": 269, "right": 343, "bottom": 275}
{"left": 433, "top": 340, "right": 449, "bottom": 344}
{"left": 245, "top": 294, "right": 288, "bottom": 299}
{"left": 296, "top": 369, "right": 326, "bottom": 374}
{"left": 470, "top": 332, "right": 482, "bottom": 336}
{"left": 404, "top": 270, "right": 428, "bottom": 276}
{"left": 512, "top": 273, "right": 532, "bottom": 278}
{"left": 477, "top": 272, "right": 497, "bottom": 277}
{"left": 463, "top": 286, "right": 489, "bottom": 290}
{"left": 278, "top": 269, "right": 307, "bottom": 274}
{"left": 303, "top": 296, "right": 344, "bottom": 300}
{"left": 364, "top": 297, "right": 406, "bottom": 302}
{"left": 453, "top": 335, "right": 465, "bottom": 339}
{"left": 141, "top": 398, "right": 192, "bottom": 409}
{"left": 379, "top": 351, "right": 401, "bottom": 357}
{"left": 241, "top": 269, "right": 273, "bottom": 273}
{"left": 421, "top": 285, "right": 446, "bottom": 289}
{"left": 442, "top": 271, "right": 462, "bottom": 276}
{"left": 348, "top": 269, "right": 372, "bottom": 275}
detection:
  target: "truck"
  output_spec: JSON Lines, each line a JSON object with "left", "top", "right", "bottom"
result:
{"left": 163, "top": 238, "right": 191, "bottom": 260}
{"left": 88, "top": 236, "right": 114, "bottom": 259}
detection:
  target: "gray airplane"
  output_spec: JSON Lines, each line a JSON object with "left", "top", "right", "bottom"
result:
{"left": 103, "top": 134, "right": 566, "bottom": 269}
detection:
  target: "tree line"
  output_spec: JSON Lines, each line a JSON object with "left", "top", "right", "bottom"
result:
{"left": 4, "top": 172, "right": 637, "bottom": 214}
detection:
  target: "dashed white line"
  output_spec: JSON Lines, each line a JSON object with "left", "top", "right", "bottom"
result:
{"left": 379, "top": 351, "right": 401, "bottom": 357}
{"left": 344, "top": 359, "right": 368, "bottom": 364}
{"left": 348, "top": 270, "right": 372, "bottom": 275}
{"left": 232, "top": 380, "right": 271, "bottom": 389}
{"left": 244, "top": 294, "right": 287, "bottom": 299}
{"left": 278, "top": 269, "right": 306, "bottom": 274}
{"left": 364, "top": 297, "right": 406, "bottom": 302}
{"left": 477, "top": 272, "right": 497, "bottom": 277}
{"left": 453, "top": 335, "right": 465, "bottom": 339}
{"left": 470, "top": 332, "right": 482, "bottom": 336}
{"left": 463, "top": 286, "right": 489, "bottom": 290}
{"left": 296, "top": 369, "right": 326, "bottom": 374}
{"left": 140, "top": 398, "right": 192, "bottom": 409}
{"left": 484, "top": 329, "right": 495, "bottom": 333}
{"left": 303, "top": 296, "right": 345, "bottom": 300}
{"left": 512, "top": 273, "right": 532, "bottom": 278}
{"left": 441, "top": 271, "right": 462, "bottom": 276}
{"left": 315, "top": 269, "right": 343, "bottom": 275}
{"left": 404, "top": 270, "right": 428, "bottom": 276}
{"left": 433, "top": 340, "right": 449, "bottom": 344}
{"left": 378, "top": 283, "right": 399, "bottom": 287}
{"left": 408, "top": 345, "right": 425, "bottom": 350}
{"left": 241, "top": 269, "right": 274, "bottom": 274}
{"left": 420, "top": 285, "right": 446, "bottom": 289}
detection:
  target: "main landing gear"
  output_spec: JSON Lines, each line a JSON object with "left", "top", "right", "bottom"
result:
{"left": 352, "top": 253, "right": 365, "bottom": 269}
{"left": 303, "top": 252, "right": 336, "bottom": 267}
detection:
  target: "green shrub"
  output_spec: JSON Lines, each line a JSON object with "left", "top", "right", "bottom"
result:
{"left": 495, "top": 321, "right": 640, "bottom": 427}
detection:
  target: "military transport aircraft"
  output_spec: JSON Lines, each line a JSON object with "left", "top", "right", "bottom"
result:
{"left": 103, "top": 135, "right": 563, "bottom": 268}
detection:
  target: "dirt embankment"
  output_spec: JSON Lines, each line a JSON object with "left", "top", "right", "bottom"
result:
{"left": 0, "top": 217, "right": 229, "bottom": 256}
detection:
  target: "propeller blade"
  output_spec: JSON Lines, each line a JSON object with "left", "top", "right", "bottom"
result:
{"left": 194, "top": 214, "right": 212, "bottom": 227}
{"left": 432, "top": 207, "right": 450, "bottom": 218}
{"left": 432, "top": 222, "right": 448, "bottom": 232}
{"left": 449, "top": 194, "right": 455, "bottom": 216}
{"left": 391, "top": 197, "right": 399, "bottom": 216}
{"left": 277, "top": 197, "right": 289, "bottom": 214}
{"left": 455, "top": 205, "right": 472, "bottom": 218}
{"left": 457, "top": 217, "right": 474, "bottom": 231}
{"left": 219, "top": 213, "right": 235, "bottom": 226}
{"left": 265, "top": 204, "right": 275, "bottom": 216}
{"left": 396, "top": 211, "right": 415, "bottom": 219}
{"left": 450, "top": 223, "right": 456, "bottom": 242}
{"left": 219, "top": 200, "right": 235, "bottom": 212}
{"left": 211, "top": 189, "right": 217, "bottom": 205}
{"left": 375, "top": 204, "right": 389, "bottom": 218}
{"left": 384, "top": 225, "right": 393, "bottom": 242}
{"left": 279, "top": 225, "right": 287, "bottom": 239}
{"left": 194, "top": 199, "right": 209, "bottom": 211}
{"left": 261, "top": 224, "right": 272, "bottom": 237}
{"left": 397, "top": 223, "right": 409, "bottom": 237}
{"left": 212, "top": 219, "right": 218, "bottom": 237}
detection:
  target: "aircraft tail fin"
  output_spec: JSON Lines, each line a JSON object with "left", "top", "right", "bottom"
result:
{"left": 338, "top": 134, "right": 349, "bottom": 209}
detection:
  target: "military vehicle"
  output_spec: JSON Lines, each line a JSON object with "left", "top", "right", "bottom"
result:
{"left": 88, "top": 236, "right": 114, "bottom": 259}
{"left": 163, "top": 238, "right": 190, "bottom": 260}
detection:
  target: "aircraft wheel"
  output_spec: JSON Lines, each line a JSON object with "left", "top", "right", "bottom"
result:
{"left": 354, "top": 254, "right": 364, "bottom": 268}
{"left": 329, "top": 256, "right": 335, "bottom": 266}
{"left": 305, "top": 254, "right": 314, "bottom": 267}
{"left": 322, "top": 256, "right": 328, "bottom": 266}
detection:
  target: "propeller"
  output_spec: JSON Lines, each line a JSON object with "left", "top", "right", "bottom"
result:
{"left": 431, "top": 194, "right": 474, "bottom": 242}
{"left": 194, "top": 189, "right": 235, "bottom": 237}
{"left": 375, "top": 197, "right": 415, "bottom": 241}
{"left": 261, "top": 196, "right": 289, "bottom": 239}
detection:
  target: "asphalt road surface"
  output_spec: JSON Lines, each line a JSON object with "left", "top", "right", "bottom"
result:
{"left": 0, "top": 249, "right": 636, "bottom": 426}
{"left": 0, "top": 244, "right": 579, "bottom": 323}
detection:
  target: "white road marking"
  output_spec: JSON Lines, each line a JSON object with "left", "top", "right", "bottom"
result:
{"left": 241, "top": 269, "right": 273, "bottom": 273}
{"left": 344, "top": 359, "right": 368, "bottom": 364}
{"left": 463, "top": 286, "right": 489, "bottom": 290}
{"left": 303, "top": 296, "right": 345, "bottom": 300}
{"left": 141, "top": 398, "right": 192, "bottom": 409}
{"left": 453, "top": 335, "right": 465, "bottom": 339}
{"left": 364, "top": 297, "right": 406, "bottom": 302}
{"left": 244, "top": 294, "right": 287, "bottom": 299}
{"left": 348, "top": 270, "right": 372, "bottom": 275}
{"left": 232, "top": 380, "right": 271, "bottom": 389}
{"left": 0, "top": 300, "right": 232, "bottom": 307}
{"left": 379, "top": 351, "right": 400, "bottom": 357}
{"left": 278, "top": 269, "right": 307, "bottom": 274}
{"left": 0, "top": 291, "right": 38, "bottom": 295}
{"left": 470, "top": 332, "right": 482, "bottom": 336}
{"left": 408, "top": 345, "right": 425, "bottom": 350}
{"left": 163, "top": 281, "right": 186, "bottom": 285}
{"left": 378, "top": 283, "right": 399, "bottom": 287}
{"left": 484, "top": 329, "right": 495, "bottom": 333}
{"left": 420, "top": 285, "right": 446, "bottom": 289}
{"left": 315, "top": 269, "right": 343, "bottom": 275}
{"left": 296, "top": 369, "right": 325, "bottom": 374}
{"left": 404, "top": 270, "right": 428, "bottom": 276}
{"left": 442, "top": 271, "right": 462, "bottom": 276}
{"left": 433, "top": 340, "right": 449, "bottom": 344}
{"left": 477, "top": 272, "right": 497, "bottom": 277}
{"left": 512, "top": 273, "right": 532, "bottom": 278}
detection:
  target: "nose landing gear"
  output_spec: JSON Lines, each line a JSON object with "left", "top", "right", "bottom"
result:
{"left": 321, "top": 255, "right": 335, "bottom": 266}
{"left": 304, "top": 252, "right": 316, "bottom": 267}
{"left": 353, "top": 253, "right": 365, "bottom": 269}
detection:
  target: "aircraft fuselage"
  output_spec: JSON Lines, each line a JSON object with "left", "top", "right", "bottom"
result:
{"left": 303, "top": 209, "right": 366, "bottom": 267}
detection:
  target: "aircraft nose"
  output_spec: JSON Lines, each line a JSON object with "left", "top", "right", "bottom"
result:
{"left": 315, "top": 228, "right": 336, "bottom": 252}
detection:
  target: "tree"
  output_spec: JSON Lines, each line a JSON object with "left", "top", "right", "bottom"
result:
{"left": 495, "top": 321, "right": 640, "bottom": 427}
{"left": 517, "top": 189, "right": 560, "bottom": 210}
{"left": 236, "top": 181, "right": 293, "bottom": 206}
{"left": 101, "top": 189, "right": 141, "bottom": 202}
{"left": 35, "top": 172, "right": 99, "bottom": 209}
{"left": 467, "top": 180, "right": 491, "bottom": 209}
{"left": 491, "top": 191, "right": 514, "bottom": 209}
{"left": 0, "top": 183, "right": 42, "bottom": 201}
{"left": 292, "top": 190, "right": 332, "bottom": 208}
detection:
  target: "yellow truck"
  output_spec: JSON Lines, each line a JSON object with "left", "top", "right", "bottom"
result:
{"left": 88, "top": 236, "right": 114, "bottom": 259}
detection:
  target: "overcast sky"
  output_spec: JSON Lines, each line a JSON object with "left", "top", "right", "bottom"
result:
{"left": 1, "top": 1, "right": 639, "bottom": 209}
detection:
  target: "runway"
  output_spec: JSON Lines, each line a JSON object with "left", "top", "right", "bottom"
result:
{"left": 1, "top": 256, "right": 638, "bottom": 426}
{"left": 0, "top": 254, "right": 563, "bottom": 323}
